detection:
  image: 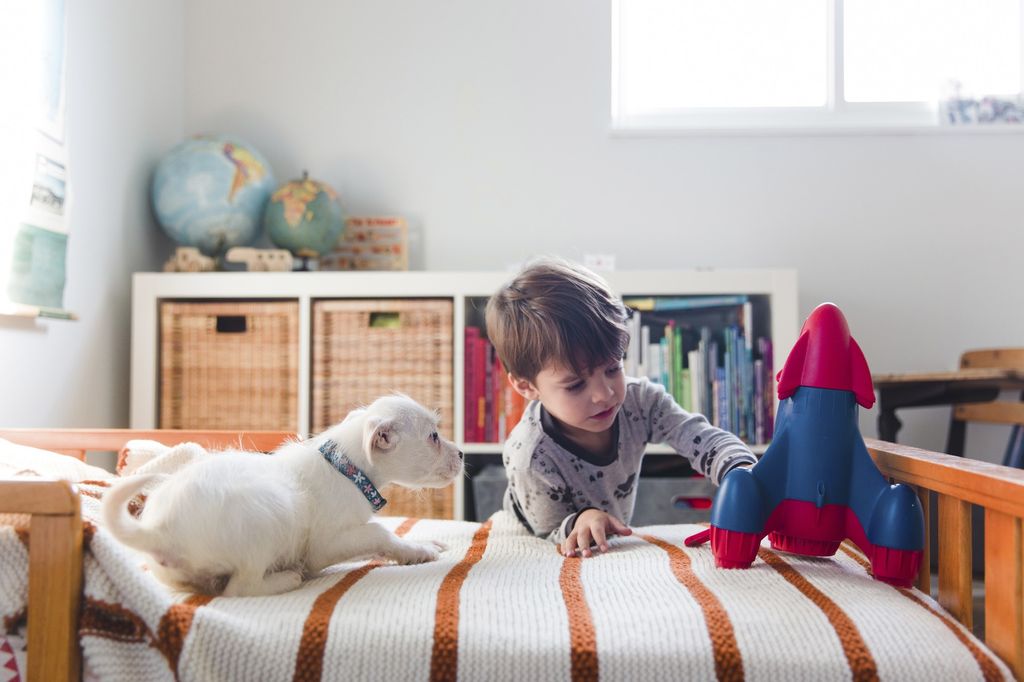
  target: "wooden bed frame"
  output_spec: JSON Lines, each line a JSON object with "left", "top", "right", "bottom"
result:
{"left": 1, "top": 430, "right": 1022, "bottom": 681}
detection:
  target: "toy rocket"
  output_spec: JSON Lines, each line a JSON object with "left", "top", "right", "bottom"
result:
{"left": 685, "top": 303, "right": 923, "bottom": 587}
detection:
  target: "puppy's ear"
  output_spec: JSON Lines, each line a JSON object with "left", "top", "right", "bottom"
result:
{"left": 342, "top": 407, "right": 367, "bottom": 424}
{"left": 363, "top": 416, "right": 397, "bottom": 460}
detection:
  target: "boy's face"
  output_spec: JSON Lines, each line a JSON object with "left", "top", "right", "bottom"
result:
{"left": 512, "top": 359, "right": 626, "bottom": 437}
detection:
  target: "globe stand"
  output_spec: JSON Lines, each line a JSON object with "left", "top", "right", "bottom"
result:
{"left": 293, "top": 255, "right": 316, "bottom": 272}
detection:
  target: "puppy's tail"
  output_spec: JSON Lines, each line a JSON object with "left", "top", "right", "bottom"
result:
{"left": 101, "top": 474, "right": 165, "bottom": 552}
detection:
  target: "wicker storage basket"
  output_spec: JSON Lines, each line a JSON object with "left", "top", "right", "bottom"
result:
{"left": 312, "top": 298, "right": 454, "bottom": 519}
{"left": 160, "top": 301, "right": 299, "bottom": 431}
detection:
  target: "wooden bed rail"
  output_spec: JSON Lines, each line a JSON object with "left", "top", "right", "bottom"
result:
{"left": 0, "top": 428, "right": 299, "bottom": 461}
{"left": 0, "top": 479, "right": 82, "bottom": 682}
{"left": 867, "top": 438, "right": 1024, "bottom": 679}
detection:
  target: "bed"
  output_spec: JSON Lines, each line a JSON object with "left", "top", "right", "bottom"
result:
{"left": 1, "top": 429, "right": 1021, "bottom": 681}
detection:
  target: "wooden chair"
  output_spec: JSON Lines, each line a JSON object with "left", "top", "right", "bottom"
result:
{"left": 946, "top": 348, "right": 1024, "bottom": 466}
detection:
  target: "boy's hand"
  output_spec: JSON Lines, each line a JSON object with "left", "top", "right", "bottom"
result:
{"left": 562, "top": 509, "right": 632, "bottom": 558}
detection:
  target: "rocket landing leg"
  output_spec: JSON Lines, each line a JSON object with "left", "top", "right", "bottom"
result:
{"left": 711, "top": 527, "right": 761, "bottom": 569}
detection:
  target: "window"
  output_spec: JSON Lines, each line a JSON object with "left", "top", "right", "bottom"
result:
{"left": 0, "top": 0, "right": 71, "bottom": 317}
{"left": 612, "top": 0, "right": 1023, "bottom": 131}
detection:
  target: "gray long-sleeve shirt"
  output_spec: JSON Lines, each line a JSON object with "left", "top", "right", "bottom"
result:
{"left": 502, "top": 376, "right": 757, "bottom": 544}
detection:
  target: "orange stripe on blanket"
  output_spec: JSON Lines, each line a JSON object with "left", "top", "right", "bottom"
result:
{"left": 429, "top": 519, "right": 493, "bottom": 682}
{"left": 560, "top": 555, "right": 599, "bottom": 682}
{"left": 837, "top": 544, "right": 1004, "bottom": 682}
{"left": 391, "top": 516, "right": 420, "bottom": 539}
{"left": 156, "top": 594, "right": 215, "bottom": 676}
{"left": 839, "top": 541, "right": 872, "bottom": 572}
{"left": 293, "top": 517, "right": 420, "bottom": 682}
{"left": 82, "top": 597, "right": 155, "bottom": 644}
{"left": 3, "top": 608, "right": 26, "bottom": 634}
{"left": 758, "top": 548, "right": 879, "bottom": 682}
{"left": 641, "top": 534, "right": 743, "bottom": 682}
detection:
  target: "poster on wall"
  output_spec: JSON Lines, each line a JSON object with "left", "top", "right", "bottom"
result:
{"left": 4, "top": 0, "right": 73, "bottom": 318}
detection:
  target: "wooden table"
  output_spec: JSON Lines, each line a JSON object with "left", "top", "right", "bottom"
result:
{"left": 873, "top": 368, "right": 1024, "bottom": 456}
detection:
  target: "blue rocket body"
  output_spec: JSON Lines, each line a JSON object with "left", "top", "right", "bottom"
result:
{"left": 690, "top": 304, "right": 924, "bottom": 586}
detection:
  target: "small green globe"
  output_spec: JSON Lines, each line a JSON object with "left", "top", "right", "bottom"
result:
{"left": 263, "top": 172, "right": 345, "bottom": 258}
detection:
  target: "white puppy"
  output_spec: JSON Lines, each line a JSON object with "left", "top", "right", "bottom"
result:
{"left": 102, "top": 394, "right": 464, "bottom": 597}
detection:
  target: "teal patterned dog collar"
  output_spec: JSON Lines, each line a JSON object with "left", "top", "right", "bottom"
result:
{"left": 319, "top": 440, "right": 387, "bottom": 512}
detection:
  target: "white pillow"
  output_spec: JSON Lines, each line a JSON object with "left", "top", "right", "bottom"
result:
{"left": 0, "top": 437, "right": 115, "bottom": 482}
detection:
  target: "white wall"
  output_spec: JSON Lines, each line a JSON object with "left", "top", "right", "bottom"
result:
{"left": 182, "top": 0, "right": 1023, "bottom": 459}
{"left": 0, "top": 1, "right": 182, "bottom": 430}
{"left": 4, "top": 1, "right": 1020, "bottom": 464}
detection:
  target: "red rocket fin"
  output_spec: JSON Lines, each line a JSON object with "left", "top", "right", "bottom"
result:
{"left": 776, "top": 330, "right": 809, "bottom": 400}
{"left": 848, "top": 338, "right": 875, "bottom": 408}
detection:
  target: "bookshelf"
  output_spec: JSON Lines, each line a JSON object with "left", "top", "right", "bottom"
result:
{"left": 464, "top": 292, "right": 778, "bottom": 452}
{"left": 131, "top": 269, "right": 798, "bottom": 521}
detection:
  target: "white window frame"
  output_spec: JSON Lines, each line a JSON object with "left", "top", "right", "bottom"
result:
{"left": 611, "top": 0, "right": 1024, "bottom": 135}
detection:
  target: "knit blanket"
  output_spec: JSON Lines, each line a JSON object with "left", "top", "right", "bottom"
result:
{"left": 0, "top": 478, "right": 1012, "bottom": 681}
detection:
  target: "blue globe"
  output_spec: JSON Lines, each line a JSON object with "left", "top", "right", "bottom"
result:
{"left": 151, "top": 135, "right": 275, "bottom": 255}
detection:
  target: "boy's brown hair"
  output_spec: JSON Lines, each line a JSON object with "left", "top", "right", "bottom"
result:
{"left": 485, "top": 257, "right": 629, "bottom": 382}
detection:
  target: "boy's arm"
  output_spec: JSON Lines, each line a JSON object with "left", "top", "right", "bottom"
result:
{"left": 505, "top": 453, "right": 582, "bottom": 544}
{"left": 641, "top": 380, "right": 756, "bottom": 485}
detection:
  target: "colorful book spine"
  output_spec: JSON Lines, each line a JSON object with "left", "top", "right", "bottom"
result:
{"left": 716, "top": 367, "right": 727, "bottom": 432}
{"left": 687, "top": 349, "right": 702, "bottom": 415}
{"left": 680, "top": 368, "right": 692, "bottom": 412}
{"left": 647, "top": 341, "right": 662, "bottom": 383}
{"left": 663, "top": 323, "right": 675, "bottom": 396}
{"left": 622, "top": 295, "right": 749, "bottom": 311}
{"left": 483, "top": 340, "right": 494, "bottom": 442}
{"left": 638, "top": 323, "right": 650, "bottom": 379}
{"left": 464, "top": 327, "right": 480, "bottom": 441}
{"left": 761, "top": 336, "right": 774, "bottom": 440}
{"left": 754, "top": 358, "right": 765, "bottom": 445}
{"left": 672, "top": 328, "right": 683, "bottom": 406}
{"left": 475, "top": 336, "right": 487, "bottom": 442}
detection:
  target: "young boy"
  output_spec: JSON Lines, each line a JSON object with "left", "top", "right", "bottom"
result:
{"left": 485, "top": 257, "right": 757, "bottom": 558}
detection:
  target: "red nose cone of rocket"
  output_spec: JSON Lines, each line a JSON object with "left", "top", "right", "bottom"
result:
{"left": 776, "top": 303, "right": 875, "bottom": 408}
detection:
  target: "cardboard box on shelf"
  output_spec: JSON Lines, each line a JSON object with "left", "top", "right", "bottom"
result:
{"left": 320, "top": 216, "right": 408, "bottom": 271}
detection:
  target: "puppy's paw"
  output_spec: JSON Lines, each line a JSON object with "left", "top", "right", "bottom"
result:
{"left": 390, "top": 540, "right": 442, "bottom": 565}
{"left": 265, "top": 569, "right": 303, "bottom": 594}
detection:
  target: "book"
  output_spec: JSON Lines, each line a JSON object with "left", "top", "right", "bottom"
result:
{"left": 754, "top": 358, "right": 765, "bottom": 445}
{"left": 687, "top": 349, "right": 703, "bottom": 415}
{"left": 475, "top": 336, "right": 488, "bottom": 442}
{"left": 663, "top": 323, "right": 675, "bottom": 396}
{"left": 623, "top": 295, "right": 749, "bottom": 312}
{"left": 492, "top": 351, "right": 505, "bottom": 441}
{"left": 638, "top": 323, "right": 650, "bottom": 379}
{"left": 464, "top": 327, "right": 480, "bottom": 441}
{"left": 672, "top": 329, "right": 683, "bottom": 406}
{"left": 483, "top": 340, "right": 495, "bottom": 443}
{"left": 646, "top": 341, "right": 662, "bottom": 383}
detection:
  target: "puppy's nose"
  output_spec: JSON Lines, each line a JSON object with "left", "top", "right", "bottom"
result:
{"left": 457, "top": 450, "right": 464, "bottom": 460}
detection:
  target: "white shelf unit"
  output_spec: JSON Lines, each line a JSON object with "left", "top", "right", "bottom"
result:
{"left": 132, "top": 269, "right": 798, "bottom": 520}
